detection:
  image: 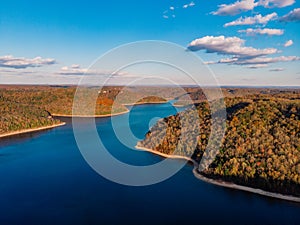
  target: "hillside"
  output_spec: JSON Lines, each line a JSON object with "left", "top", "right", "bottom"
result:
{"left": 0, "top": 85, "right": 174, "bottom": 135}
{"left": 138, "top": 93, "right": 300, "bottom": 197}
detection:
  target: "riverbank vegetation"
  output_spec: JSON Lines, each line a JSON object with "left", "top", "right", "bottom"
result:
{"left": 0, "top": 85, "right": 176, "bottom": 135}
{"left": 138, "top": 89, "right": 300, "bottom": 197}
{"left": 2, "top": 84, "right": 300, "bottom": 197}
{"left": 0, "top": 93, "right": 61, "bottom": 135}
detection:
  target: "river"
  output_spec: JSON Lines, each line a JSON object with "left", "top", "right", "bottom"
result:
{"left": 0, "top": 102, "right": 299, "bottom": 225}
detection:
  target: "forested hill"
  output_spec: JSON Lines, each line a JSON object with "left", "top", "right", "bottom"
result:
{"left": 0, "top": 93, "right": 62, "bottom": 135}
{"left": 0, "top": 85, "right": 169, "bottom": 135}
{"left": 138, "top": 95, "right": 300, "bottom": 197}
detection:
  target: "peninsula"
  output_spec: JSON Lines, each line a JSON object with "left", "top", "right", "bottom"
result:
{"left": 137, "top": 88, "right": 300, "bottom": 200}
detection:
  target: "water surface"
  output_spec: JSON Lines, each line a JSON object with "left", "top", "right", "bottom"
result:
{"left": 0, "top": 103, "right": 299, "bottom": 225}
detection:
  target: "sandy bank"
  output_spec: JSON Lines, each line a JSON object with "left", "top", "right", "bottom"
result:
{"left": 0, "top": 122, "right": 66, "bottom": 138}
{"left": 123, "top": 101, "right": 168, "bottom": 106}
{"left": 135, "top": 145, "right": 300, "bottom": 203}
{"left": 51, "top": 109, "right": 129, "bottom": 118}
{"left": 51, "top": 100, "right": 174, "bottom": 118}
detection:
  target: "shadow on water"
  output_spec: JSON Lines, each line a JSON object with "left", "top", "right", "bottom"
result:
{"left": 0, "top": 130, "right": 54, "bottom": 148}
{"left": 0, "top": 117, "right": 73, "bottom": 149}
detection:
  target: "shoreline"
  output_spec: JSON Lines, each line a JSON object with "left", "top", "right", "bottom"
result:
{"left": 51, "top": 100, "right": 175, "bottom": 118}
{"left": 0, "top": 100, "right": 170, "bottom": 139}
{"left": 123, "top": 101, "right": 168, "bottom": 106}
{"left": 135, "top": 144, "right": 300, "bottom": 203}
{"left": 51, "top": 108, "right": 130, "bottom": 118}
{"left": 135, "top": 145, "right": 195, "bottom": 163}
{"left": 0, "top": 122, "right": 66, "bottom": 138}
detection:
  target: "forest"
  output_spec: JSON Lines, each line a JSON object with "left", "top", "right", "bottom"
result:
{"left": 0, "top": 85, "right": 300, "bottom": 196}
{"left": 0, "top": 85, "right": 174, "bottom": 135}
{"left": 138, "top": 88, "right": 300, "bottom": 197}
{"left": 2, "top": 85, "right": 300, "bottom": 197}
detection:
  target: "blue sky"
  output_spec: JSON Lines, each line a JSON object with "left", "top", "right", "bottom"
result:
{"left": 0, "top": 0, "right": 299, "bottom": 85}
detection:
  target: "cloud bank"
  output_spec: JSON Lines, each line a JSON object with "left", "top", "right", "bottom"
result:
{"left": 279, "top": 8, "right": 300, "bottom": 22}
{"left": 58, "top": 65, "right": 129, "bottom": 76}
{"left": 188, "top": 35, "right": 299, "bottom": 69}
{"left": 212, "top": 0, "right": 295, "bottom": 16}
{"left": 187, "top": 35, "right": 278, "bottom": 58}
{"left": 234, "top": 55, "right": 300, "bottom": 65}
{"left": 224, "top": 13, "right": 278, "bottom": 27}
{"left": 210, "top": 55, "right": 300, "bottom": 68}
{"left": 59, "top": 65, "right": 89, "bottom": 75}
{"left": 269, "top": 68, "right": 285, "bottom": 72}
{"left": 0, "top": 55, "right": 56, "bottom": 69}
{"left": 238, "top": 28, "right": 284, "bottom": 36}
{"left": 212, "top": 0, "right": 258, "bottom": 16}
{"left": 259, "top": 0, "right": 295, "bottom": 8}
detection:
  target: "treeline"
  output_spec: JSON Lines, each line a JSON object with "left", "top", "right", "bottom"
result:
{"left": 0, "top": 94, "right": 61, "bottom": 134}
{"left": 138, "top": 93, "right": 300, "bottom": 197}
{"left": 0, "top": 85, "right": 181, "bottom": 134}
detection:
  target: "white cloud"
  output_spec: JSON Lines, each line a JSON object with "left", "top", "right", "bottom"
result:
{"left": 188, "top": 36, "right": 300, "bottom": 69}
{"left": 269, "top": 68, "right": 285, "bottom": 71}
{"left": 203, "top": 54, "right": 299, "bottom": 69}
{"left": 164, "top": 1, "right": 195, "bottom": 19}
{"left": 59, "top": 65, "right": 89, "bottom": 75}
{"left": 238, "top": 28, "right": 284, "bottom": 36}
{"left": 219, "top": 57, "right": 239, "bottom": 63}
{"left": 204, "top": 57, "right": 239, "bottom": 65}
{"left": 279, "top": 8, "right": 300, "bottom": 22}
{"left": 284, "top": 40, "right": 294, "bottom": 47}
{"left": 183, "top": 1, "right": 195, "bottom": 9}
{"left": 0, "top": 55, "right": 56, "bottom": 69}
{"left": 71, "top": 64, "right": 80, "bottom": 69}
{"left": 247, "top": 64, "right": 269, "bottom": 69}
{"left": 203, "top": 61, "right": 217, "bottom": 65}
{"left": 235, "top": 56, "right": 300, "bottom": 65}
{"left": 258, "top": 0, "right": 295, "bottom": 8}
{"left": 189, "top": 1, "right": 195, "bottom": 7}
{"left": 212, "top": 0, "right": 258, "bottom": 16}
{"left": 61, "top": 66, "right": 68, "bottom": 71}
{"left": 58, "top": 65, "right": 129, "bottom": 76}
{"left": 224, "top": 13, "right": 278, "bottom": 27}
{"left": 211, "top": 55, "right": 300, "bottom": 68}
{"left": 188, "top": 35, "right": 278, "bottom": 58}
{"left": 212, "top": 0, "right": 295, "bottom": 16}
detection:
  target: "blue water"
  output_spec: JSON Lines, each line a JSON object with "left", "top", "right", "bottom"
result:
{"left": 0, "top": 103, "right": 299, "bottom": 225}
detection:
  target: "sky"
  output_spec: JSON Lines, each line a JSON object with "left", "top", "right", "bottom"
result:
{"left": 0, "top": 0, "right": 300, "bottom": 86}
